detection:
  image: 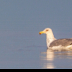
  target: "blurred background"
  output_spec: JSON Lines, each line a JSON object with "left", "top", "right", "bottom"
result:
{"left": 0, "top": 0, "right": 72, "bottom": 69}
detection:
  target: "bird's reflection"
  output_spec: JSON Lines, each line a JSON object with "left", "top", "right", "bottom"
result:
{"left": 41, "top": 49, "right": 55, "bottom": 69}
{"left": 45, "top": 49, "right": 55, "bottom": 69}
{"left": 41, "top": 49, "right": 72, "bottom": 69}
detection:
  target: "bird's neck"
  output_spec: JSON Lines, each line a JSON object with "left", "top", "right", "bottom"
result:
{"left": 46, "top": 33, "right": 56, "bottom": 48}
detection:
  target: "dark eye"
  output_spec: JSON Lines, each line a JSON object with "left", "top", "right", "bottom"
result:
{"left": 46, "top": 30, "right": 48, "bottom": 31}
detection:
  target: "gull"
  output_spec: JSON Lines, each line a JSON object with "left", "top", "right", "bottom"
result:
{"left": 39, "top": 28, "right": 72, "bottom": 51}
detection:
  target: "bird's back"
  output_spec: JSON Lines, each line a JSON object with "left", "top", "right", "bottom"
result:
{"left": 49, "top": 38, "right": 72, "bottom": 47}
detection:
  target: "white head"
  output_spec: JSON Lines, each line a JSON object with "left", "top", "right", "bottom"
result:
{"left": 39, "top": 28, "right": 56, "bottom": 48}
{"left": 39, "top": 28, "right": 53, "bottom": 35}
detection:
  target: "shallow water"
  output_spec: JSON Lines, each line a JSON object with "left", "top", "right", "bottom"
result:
{"left": 17, "top": 47, "right": 72, "bottom": 69}
{"left": 41, "top": 50, "right": 72, "bottom": 69}
{"left": 1, "top": 46, "right": 72, "bottom": 69}
{"left": 0, "top": 31, "right": 72, "bottom": 69}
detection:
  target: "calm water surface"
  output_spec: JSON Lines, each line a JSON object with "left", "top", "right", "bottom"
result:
{"left": 41, "top": 49, "right": 72, "bottom": 69}
{"left": 0, "top": 31, "right": 72, "bottom": 69}
{"left": 1, "top": 46, "right": 72, "bottom": 69}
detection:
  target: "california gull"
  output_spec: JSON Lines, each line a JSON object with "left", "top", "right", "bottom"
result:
{"left": 39, "top": 28, "right": 72, "bottom": 51}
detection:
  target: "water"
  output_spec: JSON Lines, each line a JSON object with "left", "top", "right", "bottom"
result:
{"left": 41, "top": 50, "right": 72, "bottom": 69}
{"left": 0, "top": 31, "right": 72, "bottom": 69}
{"left": 1, "top": 46, "right": 72, "bottom": 69}
{"left": 0, "top": 0, "right": 72, "bottom": 69}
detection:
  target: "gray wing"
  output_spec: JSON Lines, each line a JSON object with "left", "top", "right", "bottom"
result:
{"left": 49, "top": 39, "right": 72, "bottom": 47}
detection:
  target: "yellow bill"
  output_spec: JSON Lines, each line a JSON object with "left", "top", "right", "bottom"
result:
{"left": 39, "top": 31, "right": 45, "bottom": 35}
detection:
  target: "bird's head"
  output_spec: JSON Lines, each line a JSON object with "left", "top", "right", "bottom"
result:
{"left": 39, "top": 28, "right": 52, "bottom": 35}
